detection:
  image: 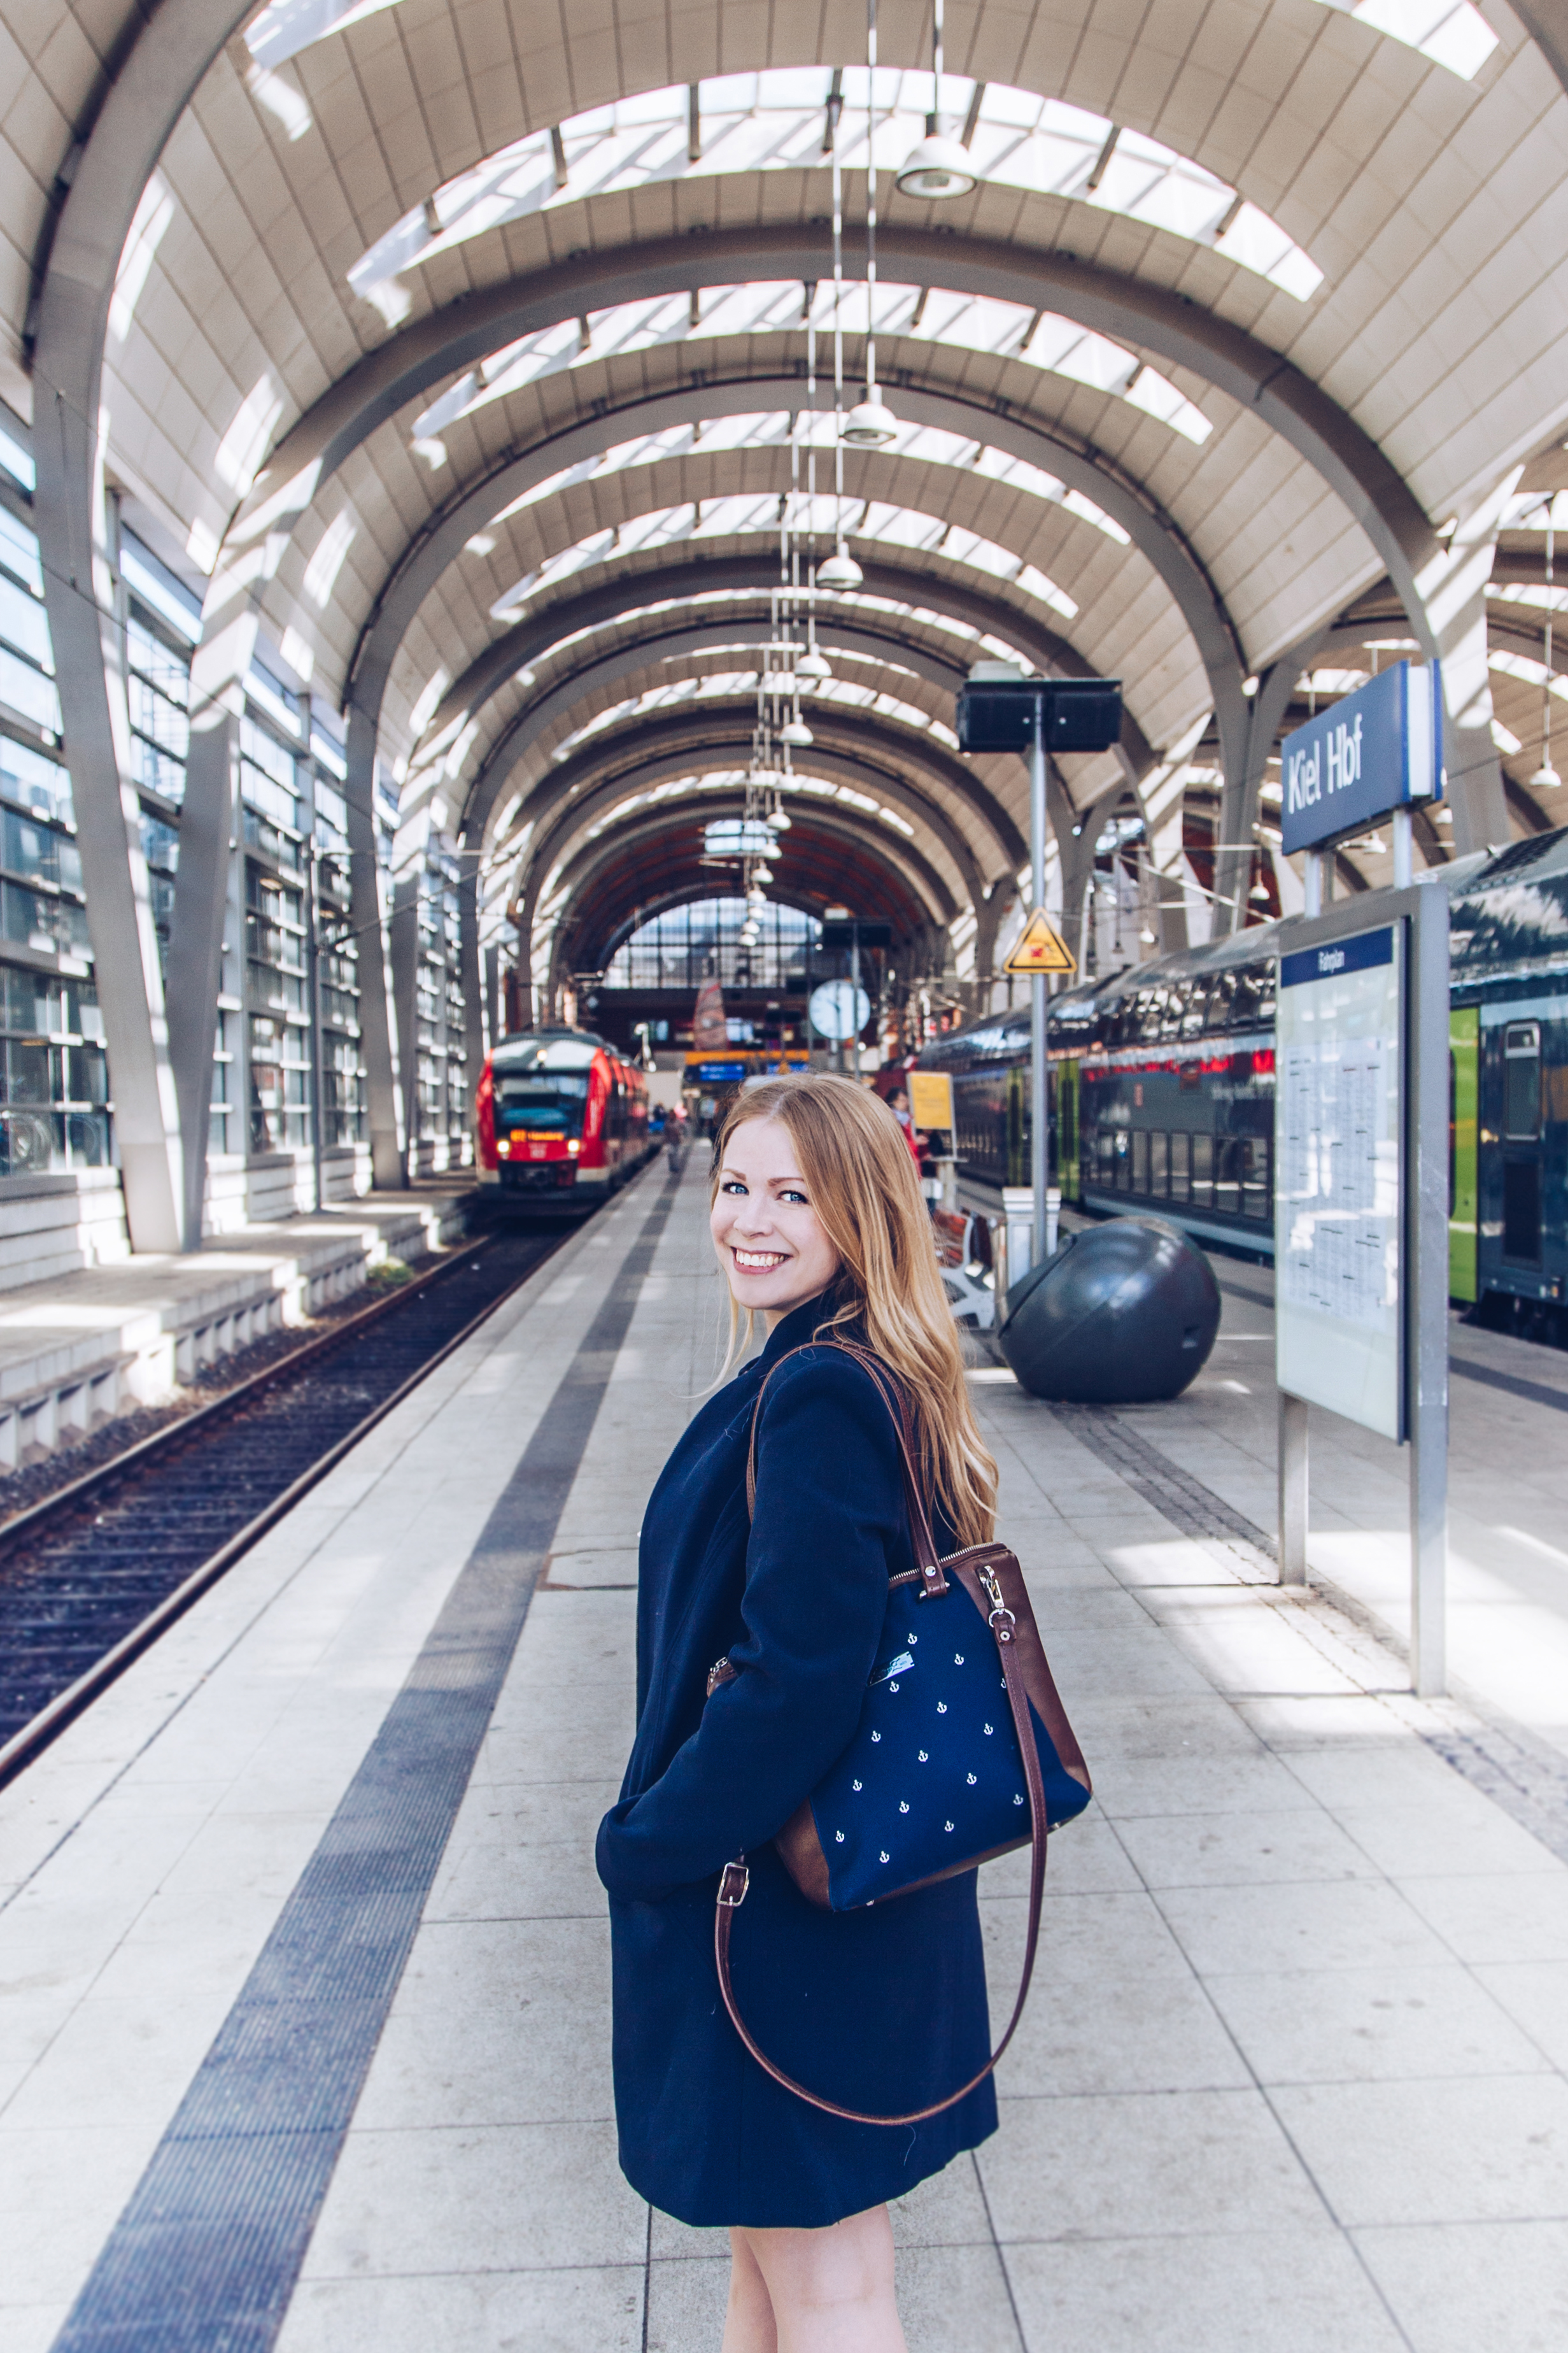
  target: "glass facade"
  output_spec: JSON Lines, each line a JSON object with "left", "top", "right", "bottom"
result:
{"left": 605, "top": 897, "right": 819, "bottom": 991}
{"left": 120, "top": 533, "right": 367, "bottom": 1175}
{"left": 0, "top": 485, "right": 110, "bottom": 1176}
{"left": 411, "top": 842, "right": 470, "bottom": 1164}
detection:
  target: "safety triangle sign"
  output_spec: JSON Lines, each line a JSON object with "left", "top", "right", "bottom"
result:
{"left": 1003, "top": 907, "right": 1076, "bottom": 976}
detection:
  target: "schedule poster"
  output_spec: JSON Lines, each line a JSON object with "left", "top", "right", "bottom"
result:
{"left": 1275, "top": 924, "right": 1404, "bottom": 1439}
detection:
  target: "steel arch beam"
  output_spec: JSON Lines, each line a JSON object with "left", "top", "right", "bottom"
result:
{"left": 472, "top": 699, "right": 1014, "bottom": 898}
{"left": 232, "top": 225, "right": 1436, "bottom": 632}
{"left": 29, "top": 0, "right": 254, "bottom": 1249}
{"left": 515, "top": 765, "right": 966, "bottom": 950}
{"left": 432, "top": 616, "right": 1017, "bottom": 879}
{"left": 540, "top": 802, "right": 942, "bottom": 990}
{"left": 433, "top": 555, "right": 1154, "bottom": 806}
{"left": 351, "top": 371, "right": 1242, "bottom": 767}
{"left": 499, "top": 729, "right": 993, "bottom": 934}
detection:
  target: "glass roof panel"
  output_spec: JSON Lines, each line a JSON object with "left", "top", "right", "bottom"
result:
{"left": 347, "top": 70, "right": 1321, "bottom": 308}
{"left": 486, "top": 495, "right": 1079, "bottom": 624}
{"left": 476, "top": 413, "right": 1129, "bottom": 544}
{"left": 1318, "top": 0, "right": 1497, "bottom": 79}
{"left": 549, "top": 670, "right": 960, "bottom": 765}
{"left": 409, "top": 280, "right": 1210, "bottom": 446}
{"left": 570, "top": 769, "right": 924, "bottom": 847}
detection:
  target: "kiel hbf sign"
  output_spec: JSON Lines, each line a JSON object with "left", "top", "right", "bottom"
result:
{"left": 1280, "top": 661, "right": 1443, "bottom": 857}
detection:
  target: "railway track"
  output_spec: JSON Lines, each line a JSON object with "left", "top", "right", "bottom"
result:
{"left": 0, "top": 1212, "right": 577, "bottom": 1786}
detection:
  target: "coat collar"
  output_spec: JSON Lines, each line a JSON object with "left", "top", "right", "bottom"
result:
{"left": 756, "top": 1289, "right": 847, "bottom": 1368}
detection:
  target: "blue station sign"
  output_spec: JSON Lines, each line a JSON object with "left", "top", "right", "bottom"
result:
{"left": 1279, "top": 661, "right": 1443, "bottom": 857}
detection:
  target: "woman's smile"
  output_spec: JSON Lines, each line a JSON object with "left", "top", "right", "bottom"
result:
{"left": 711, "top": 1117, "right": 841, "bottom": 1325}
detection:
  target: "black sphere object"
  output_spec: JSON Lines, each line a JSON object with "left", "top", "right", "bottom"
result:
{"left": 999, "top": 1216, "right": 1221, "bottom": 1403}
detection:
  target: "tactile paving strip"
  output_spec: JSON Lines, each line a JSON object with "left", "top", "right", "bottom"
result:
{"left": 51, "top": 1174, "right": 681, "bottom": 2353}
{"left": 1049, "top": 1400, "right": 1278, "bottom": 1580}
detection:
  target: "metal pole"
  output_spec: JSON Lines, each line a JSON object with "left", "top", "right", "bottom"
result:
{"left": 1277, "top": 1391, "right": 1308, "bottom": 1582}
{"left": 1392, "top": 806, "right": 1413, "bottom": 890}
{"left": 850, "top": 921, "right": 861, "bottom": 1079}
{"left": 1408, "top": 882, "right": 1449, "bottom": 1693}
{"left": 1303, "top": 851, "right": 1324, "bottom": 920}
{"left": 1030, "top": 706, "right": 1048, "bottom": 1267}
{"left": 307, "top": 845, "right": 325, "bottom": 1215}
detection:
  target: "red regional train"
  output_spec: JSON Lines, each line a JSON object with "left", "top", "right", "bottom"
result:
{"left": 476, "top": 1028, "right": 654, "bottom": 1211}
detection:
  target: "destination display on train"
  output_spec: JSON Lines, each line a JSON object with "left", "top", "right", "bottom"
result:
{"left": 1275, "top": 923, "right": 1404, "bottom": 1440}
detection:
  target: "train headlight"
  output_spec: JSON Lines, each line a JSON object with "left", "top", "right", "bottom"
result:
{"left": 568, "top": 1138, "right": 581, "bottom": 1155}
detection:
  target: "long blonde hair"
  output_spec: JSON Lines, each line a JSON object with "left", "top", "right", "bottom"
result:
{"left": 712, "top": 1073, "right": 997, "bottom": 1548}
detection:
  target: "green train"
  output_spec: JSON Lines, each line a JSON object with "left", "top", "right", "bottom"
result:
{"left": 915, "top": 827, "right": 1568, "bottom": 1335}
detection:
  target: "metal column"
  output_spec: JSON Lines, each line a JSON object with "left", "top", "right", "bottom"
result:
{"left": 1408, "top": 881, "right": 1450, "bottom": 1694}
{"left": 1277, "top": 1392, "right": 1308, "bottom": 1583}
{"left": 1029, "top": 712, "right": 1048, "bottom": 1266}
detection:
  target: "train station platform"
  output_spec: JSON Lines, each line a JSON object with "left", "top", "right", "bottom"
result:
{"left": 3, "top": 1158, "right": 1567, "bottom": 2353}
{"left": 0, "top": 1181, "right": 479, "bottom": 1480}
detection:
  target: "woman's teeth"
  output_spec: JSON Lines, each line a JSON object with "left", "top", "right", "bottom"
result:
{"left": 734, "top": 1248, "right": 786, "bottom": 1270}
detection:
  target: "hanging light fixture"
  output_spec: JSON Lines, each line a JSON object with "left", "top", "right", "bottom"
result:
{"left": 817, "top": 548, "right": 862, "bottom": 590}
{"left": 844, "top": 393, "right": 898, "bottom": 447}
{"left": 1532, "top": 498, "right": 1562, "bottom": 788}
{"left": 796, "top": 644, "right": 832, "bottom": 687}
{"left": 896, "top": 0, "right": 978, "bottom": 199}
{"left": 766, "top": 803, "right": 793, "bottom": 831}
{"left": 780, "top": 715, "right": 814, "bottom": 746}
{"left": 849, "top": 0, "right": 900, "bottom": 446}
{"left": 751, "top": 861, "right": 774, "bottom": 884}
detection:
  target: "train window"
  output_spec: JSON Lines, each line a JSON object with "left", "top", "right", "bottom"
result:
{"left": 1180, "top": 981, "right": 1206, "bottom": 1039}
{"left": 1215, "top": 1137, "right": 1242, "bottom": 1218}
{"left": 1242, "top": 1136, "right": 1271, "bottom": 1222}
{"left": 1095, "top": 1130, "right": 1117, "bottom": 1188}
{"left": 1150, "top": 1132, "right": 1169, "bottom": 1196}
{"left": 1502, "top": 1159, "right": 1542, "bottom": 1262}
{"left": 1190, "top": 1132, "right": 1214, "bottom": 1208}
{"left": 1169, "top": 1131, "right": 1190, "bottom": 1200}
{"left": 1503, "top": 1023, "right": 1541, "bottom": 1139}
{"left": 1131, "top": 1131, "right": 1150, "bottom": 1193}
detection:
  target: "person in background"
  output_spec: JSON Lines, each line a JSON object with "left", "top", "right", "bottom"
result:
{"left": 887, "top": 1087, "right": 922, "bottom": 1170}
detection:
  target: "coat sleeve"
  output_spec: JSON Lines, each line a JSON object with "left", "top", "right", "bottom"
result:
{"left": 595, "top": 1352, "right": 903, "bottom": 1902}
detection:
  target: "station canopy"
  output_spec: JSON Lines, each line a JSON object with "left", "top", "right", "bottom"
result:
{"left": 10, "top": 0, "right": 1568, "bottom": 1004}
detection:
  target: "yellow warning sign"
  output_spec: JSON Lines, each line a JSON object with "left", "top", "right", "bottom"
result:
{"left": 1003, "top": 908, "right": 1077, "bottom": 976}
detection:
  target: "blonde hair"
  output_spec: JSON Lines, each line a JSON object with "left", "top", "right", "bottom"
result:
{"left": 712, "top": 1073, "right": 997, "bottom": 1549}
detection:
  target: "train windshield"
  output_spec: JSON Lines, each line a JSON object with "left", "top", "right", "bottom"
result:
{"left": 491, "top": 1035, "right": 597, "bottom": 1135}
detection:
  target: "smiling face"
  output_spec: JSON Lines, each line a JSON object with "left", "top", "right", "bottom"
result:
{"left": 711, "top": 1114, "right": 841, "bottom": 1328}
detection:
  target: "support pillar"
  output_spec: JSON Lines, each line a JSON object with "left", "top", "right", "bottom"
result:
{"left": 167, "top": 692, "right": 241, "bottom": 1248}
{"left": 1413, "top": 473, "right": 1520, "bottom": 856}
{"left": 389, "top": 868, "right": 420, "bottom": 1178}
{"left": 344, "top": 704, "right": 405, "bottom": 1188}
{"left": 34, "top": 417, "right": 182, "bottom": 1251}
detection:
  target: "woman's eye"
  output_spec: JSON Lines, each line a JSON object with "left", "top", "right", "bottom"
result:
{"left": 721, "top": 1179, "right": 747, "bottom": 1195}
{"left": 779, "top": 1188, "right": 807, "bottom": 1204}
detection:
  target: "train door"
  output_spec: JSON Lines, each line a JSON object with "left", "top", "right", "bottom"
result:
{"left": 1056, "top": 1060, "right": 1081, "bottom": 1200}
{"left": 1501, "top": 1019, "right": 1543, "bottom": 1272}
{"left": 1449, "top": 1006, "right": 1478, "bottom": 1303}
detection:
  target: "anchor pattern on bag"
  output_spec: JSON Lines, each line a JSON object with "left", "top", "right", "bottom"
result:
{"left": 818, "top": 1597, "right": 1087, "bottom": 1902}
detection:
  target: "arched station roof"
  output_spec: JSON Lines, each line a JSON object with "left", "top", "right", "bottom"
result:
{"left": 6, "top": 0, "right": 1568, "bottom": 1240}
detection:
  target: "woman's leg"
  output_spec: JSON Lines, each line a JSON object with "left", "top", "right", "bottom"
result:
{"left": 722, "top": 2227, "right": 779, "bottom": 2353}
{"left": 736, "top": 2204, "right": 907, "bottom": 2353}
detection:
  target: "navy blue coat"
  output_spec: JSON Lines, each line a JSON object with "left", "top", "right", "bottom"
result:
{"left": 595, "top": 1295, "right": 996, "bottom": 2229}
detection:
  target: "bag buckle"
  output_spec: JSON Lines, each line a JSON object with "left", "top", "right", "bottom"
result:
{"left": 980, "top": 1565, "right": 1015, "bottom": 1628}
{"left": 717, "top": 1859, "right": 751, "bottom": 1908}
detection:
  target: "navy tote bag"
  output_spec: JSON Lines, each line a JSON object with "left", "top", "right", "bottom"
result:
{"left": 708, "top": 1340, "right": 1092, "bottom": 2125}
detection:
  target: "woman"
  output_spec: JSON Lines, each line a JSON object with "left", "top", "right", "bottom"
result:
{"left": 597, "top": 1074, "right": 1000, "bottom": 2350}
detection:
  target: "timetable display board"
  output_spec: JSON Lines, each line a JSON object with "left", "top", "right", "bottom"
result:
{"left": 1275, "top": 924, "right": 1404, "bottom": 1440}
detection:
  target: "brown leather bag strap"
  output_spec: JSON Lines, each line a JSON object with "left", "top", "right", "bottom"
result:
{"left": 744, "top": 1339, "right": 947, "bottom": 1598}
{"left": 713, "top": 1590, "right": 1049, "bottom": 2126}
